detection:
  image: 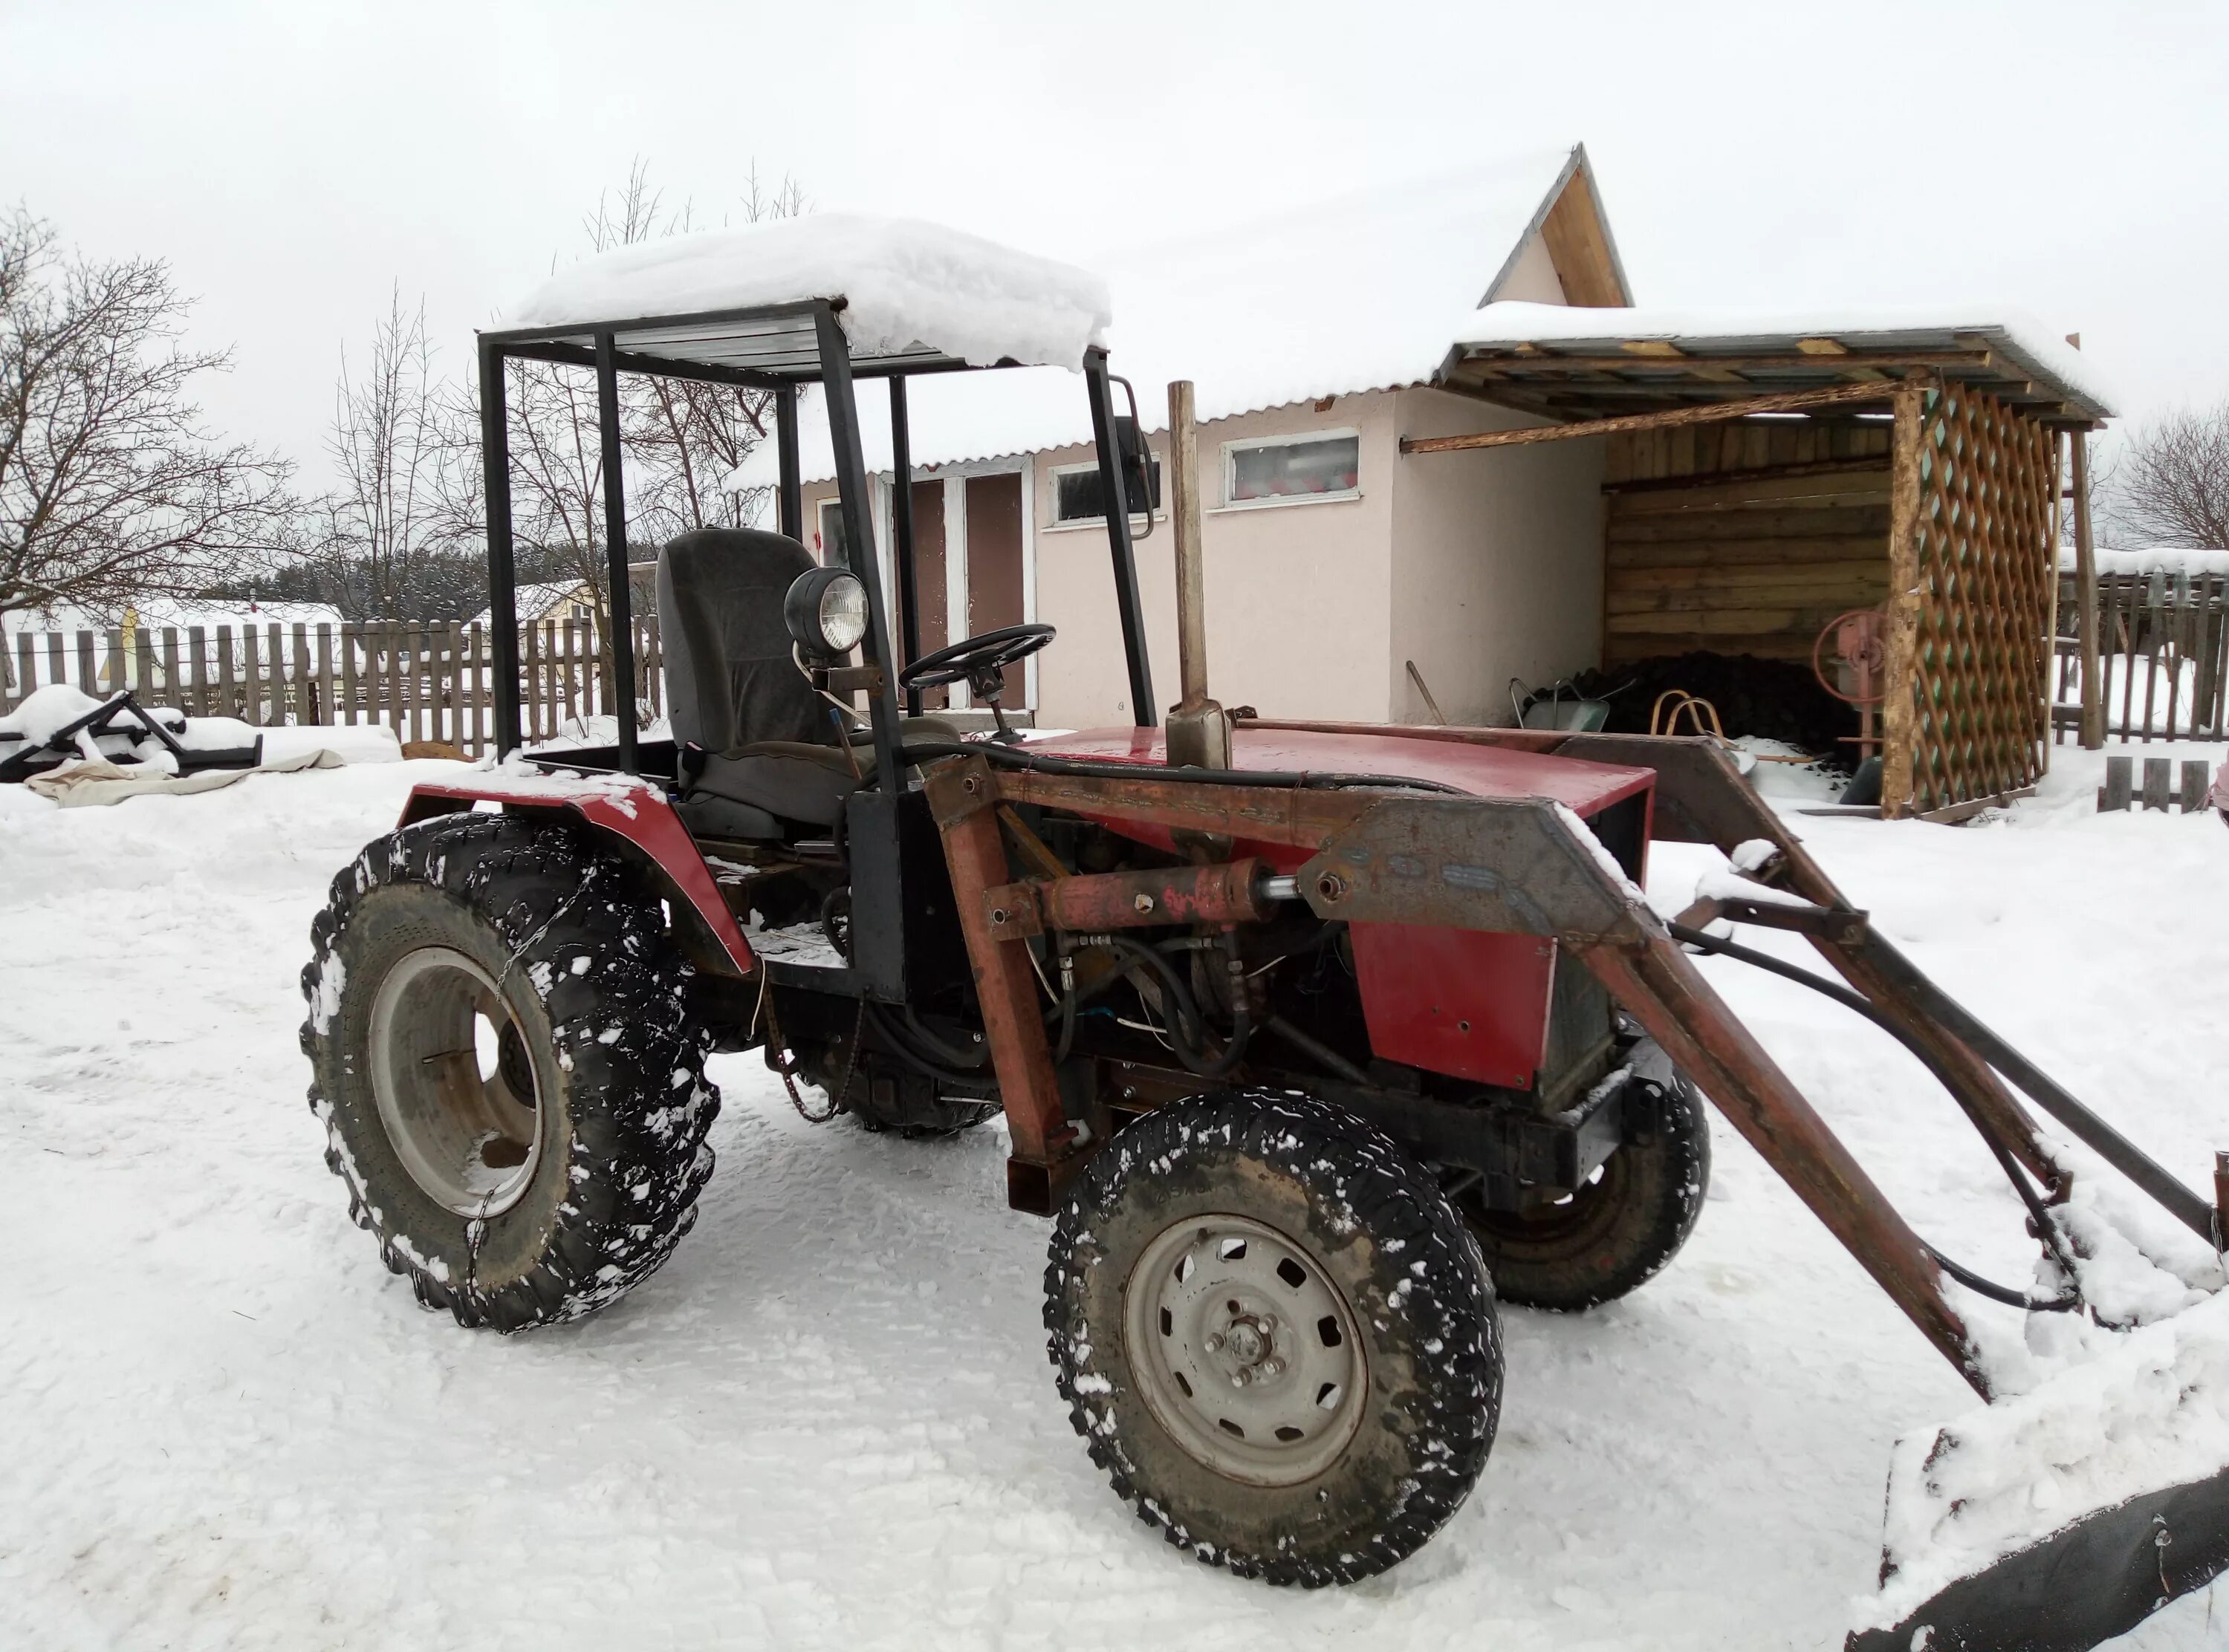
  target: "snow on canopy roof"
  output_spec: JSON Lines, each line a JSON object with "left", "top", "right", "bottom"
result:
{"left": 733, "top": 146, "right": 1595, "bottom": 487}
{"left": 1448, "top": 301, "right": 2115, "bottom": 423}
{"left": 500, "top": 212, "right": 1112, "bottom": 374}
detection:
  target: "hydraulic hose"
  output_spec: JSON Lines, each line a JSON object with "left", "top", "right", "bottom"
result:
{"left": 1667, "top": 920, "right": 2080, "bottom": 1315}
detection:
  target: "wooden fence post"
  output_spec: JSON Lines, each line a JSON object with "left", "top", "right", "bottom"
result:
{"left": 2071, "top": 429, "right": 2104, "bottom": 749}
{"left": 468, "top": 624, "right": 487, "bottom": 757}
{"left": 316, "top": 625, "right": 334, "bottom": 726}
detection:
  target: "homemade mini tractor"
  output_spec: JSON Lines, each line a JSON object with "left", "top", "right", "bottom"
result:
{"left": 301, "top": 221, "right": 2226, "bottom": 1620}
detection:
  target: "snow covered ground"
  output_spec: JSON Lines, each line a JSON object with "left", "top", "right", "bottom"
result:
{"left": 1, "top": 739, "right": 2224, "bottom": 1651}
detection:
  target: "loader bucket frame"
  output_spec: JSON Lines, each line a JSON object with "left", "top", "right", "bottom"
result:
{"left": 926, "top": 723, "right": 2228, "bottom": 1645}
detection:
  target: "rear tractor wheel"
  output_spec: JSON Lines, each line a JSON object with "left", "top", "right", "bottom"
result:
{"left": 299, "top": 811, "right": 721, "bottom": 1330}
{"left": 1454, "top": 1040, "right": 1710, "bottom": 1311}
{"left": 1045, "top": 1090, "right": 1502, "bottom": 1586}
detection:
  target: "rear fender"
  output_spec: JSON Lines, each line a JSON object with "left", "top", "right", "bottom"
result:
{"left": 398, "top": 777, "right": 755, "bottom": 975}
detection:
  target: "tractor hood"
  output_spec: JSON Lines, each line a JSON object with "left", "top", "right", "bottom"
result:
{"left": 1028, "top": 723, "right": 1656, "bottom": 816}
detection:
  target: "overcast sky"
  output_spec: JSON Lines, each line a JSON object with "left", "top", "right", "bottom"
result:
{"left": 5, "top": 0, "right": 2225, "bottom": 486}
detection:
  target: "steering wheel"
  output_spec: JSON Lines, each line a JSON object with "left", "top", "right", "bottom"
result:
{"left": 898, "top": 622, "right": 1055, "bottom": 698}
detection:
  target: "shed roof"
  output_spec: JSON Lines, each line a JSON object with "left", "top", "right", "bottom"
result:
{"left": 734, "top": 145, "right": 1618, "bottom": 487}
{"left": 1444, "top": 301, "right": 2114, "bottom": 426}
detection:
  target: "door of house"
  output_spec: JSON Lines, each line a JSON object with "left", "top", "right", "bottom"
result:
{"left": 963, "top": 472, "right": 1027, "bottom": 707}
{"left": 906, "top": 478, "right": 950, "bottom": 710}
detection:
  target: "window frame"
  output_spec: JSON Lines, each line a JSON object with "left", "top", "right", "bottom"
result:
{"left": 1218, "top": 426, "right": 1363, "bottom": 511}
{"left": 1045, "top": 455, "right": 1163, "bottom": 533}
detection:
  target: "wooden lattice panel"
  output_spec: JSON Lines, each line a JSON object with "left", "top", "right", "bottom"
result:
{"left": 1884, "top": 384, "right": 2054, "bottom": 814}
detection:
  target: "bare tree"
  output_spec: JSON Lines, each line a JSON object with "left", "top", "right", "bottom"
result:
{"left": 307, "top": 287, "right": 467, "bottom": 617}
{"left": 0, "top": 206, "right": 293, "bottom": 622}
{"left": 442, "top": 157, "right": 806, "bottom": 673}
{"left": 2108, "top": 400, "right": 2229, "bottom": 550}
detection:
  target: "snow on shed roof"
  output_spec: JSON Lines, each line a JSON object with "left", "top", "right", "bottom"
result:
{"left": 499, "top": 212, "right": 1111, "bottom": 376}
{"left": 736, "top": 146, "right": 1600, "bottom": 487}
{"left": 1447, "top": 301, "right": 2114, "bottom": 424}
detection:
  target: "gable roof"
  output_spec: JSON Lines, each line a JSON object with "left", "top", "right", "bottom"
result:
{"left": 735, "top": 145, "right": 1620, "bottom": 488}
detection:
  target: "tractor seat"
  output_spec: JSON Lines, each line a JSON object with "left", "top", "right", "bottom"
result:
{"left": 682, "top": 720, "right": 964, "bottom": 841}
{"left": 655, "top": 525, "right": 964, "bottom": 842}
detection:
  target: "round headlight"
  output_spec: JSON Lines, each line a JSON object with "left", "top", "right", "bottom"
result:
{"left": 817, "top": 572, "right": 868, "bottom": 653}
{"left": 784, "top": 566, "right": 869, "bottom": 658}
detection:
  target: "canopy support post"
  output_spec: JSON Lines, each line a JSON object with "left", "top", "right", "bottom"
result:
{"left": 815, "top": 303, "right": 904, "bottom": 782}
{"left": 478, "top": 338, "right": 522, "bottom": 758}
{"left": 594, "top": 331, "right": 638, "bottom": 775}
{"left": 1085, "top": 345, "right": 1155, "bottom": 727}
{"left": 889, "top": 375, "right": 924, "bottom": 716}
{"left": 775, "top": 384, "right": 802, "bottom": 544}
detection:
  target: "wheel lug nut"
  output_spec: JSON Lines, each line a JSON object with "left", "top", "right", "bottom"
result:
{"left": 1257, "top": 1315, "right": 1276, "bottom": 1333}
{"left": 1232, "top": 1368, "right": 1253, "bottom": 1387}
{"left": 1259, "top": 1357, "right": 1283, "bottom": 1379}
{"left": 1204, "top": 1333, "right": 1224, "bottom": 1353}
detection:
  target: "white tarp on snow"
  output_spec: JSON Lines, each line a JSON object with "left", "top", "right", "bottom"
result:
{"left": 503, "top": 213, "right": 1112, "bottom": 374}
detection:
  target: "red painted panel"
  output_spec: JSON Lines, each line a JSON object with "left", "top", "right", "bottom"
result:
{"left": 1030, "top": 724, "right": 1655, "bottom": 816}
{"left": 1347, "top": 923, "right": 1557, "bottom": 1090}
{"left": 397, "top": 778, "right": 756, "bottom": 975}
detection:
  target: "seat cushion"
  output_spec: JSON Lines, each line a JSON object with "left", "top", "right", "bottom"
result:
{"left": 689, "top": 743, "right": 869, "bottom": 831}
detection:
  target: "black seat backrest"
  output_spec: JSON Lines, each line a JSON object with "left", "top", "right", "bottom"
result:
{"left": 655, "top": 527, "right": 831, "bottom": 754}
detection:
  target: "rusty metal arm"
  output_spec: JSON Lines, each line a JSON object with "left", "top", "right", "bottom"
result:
{"left": 1285, "top": 789, "right": 1989, "bottom": 1394}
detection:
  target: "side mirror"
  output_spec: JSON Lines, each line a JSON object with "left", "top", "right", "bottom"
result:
{"left": 1112, "top": 414, "right": 1161, "bottom": 519}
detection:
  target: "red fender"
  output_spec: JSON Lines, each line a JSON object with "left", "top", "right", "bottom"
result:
{"left": 397, "top": 775, "right": 756, "bottom": 974}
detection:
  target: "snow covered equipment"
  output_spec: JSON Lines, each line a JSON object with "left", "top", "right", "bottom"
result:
{"left": 0, "top": 684, "right": 260, "bottom": 784}
{"left": 299, "top": 213, "right": 2226, "bottom": 1631}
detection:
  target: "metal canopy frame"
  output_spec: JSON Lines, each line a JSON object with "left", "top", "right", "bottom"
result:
{"left": 475, "top": 296, "right": 1156, "bottom": 770}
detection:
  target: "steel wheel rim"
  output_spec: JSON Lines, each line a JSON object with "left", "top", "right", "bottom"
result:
{"left": 1123, "top": 1214, "right": 1366, "bottom": 1487}
{"left": 367, "top": 946, "right": 543, "bottom": 1217}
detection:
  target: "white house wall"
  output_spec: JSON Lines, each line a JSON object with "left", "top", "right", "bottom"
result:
{"left": 1028, "top": 393, "right": 1399, "bottom": 729}
{"left": 1388, "top": 386, "right": 1605, "bottom": 726}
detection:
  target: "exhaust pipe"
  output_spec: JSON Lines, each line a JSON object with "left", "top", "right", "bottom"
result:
{"left": 1163, "top": 379, "right": 1231, "bottom": 769}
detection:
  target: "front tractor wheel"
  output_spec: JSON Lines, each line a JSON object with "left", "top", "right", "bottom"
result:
{"left": 299, "top": 811, "right": 721, "bottom": 1330}
{"left": 1455, "top": 1045, "right": 1710, "bottom": 1311}
{"left": 1045, "top": 1091, "right": 1502, "bottom": 1587}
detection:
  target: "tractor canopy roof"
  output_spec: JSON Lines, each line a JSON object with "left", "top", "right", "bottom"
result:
{"left": 487, "top": 212, "right": 1112, "bottom": 383}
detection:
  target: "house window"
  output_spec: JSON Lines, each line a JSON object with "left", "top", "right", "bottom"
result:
{"left": 1051, "top": 458, "right": 1161, "bottom": 525}
{"left": 1222, "top": 430, "right": 1360, "bottom": 506}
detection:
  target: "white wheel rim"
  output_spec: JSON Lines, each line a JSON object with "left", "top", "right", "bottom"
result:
{"left": 367, "top": 946, "right": 544, "bottom": 1217}
{"left": 1123, "top": 1214, "right": 1366, "bottom": 1487}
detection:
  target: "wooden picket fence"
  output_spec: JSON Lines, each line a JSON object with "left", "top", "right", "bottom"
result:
{"left": 2052, "top": 570, "right": 2229, "bottom": 744}
{"left": 1, "top": 617, "right": 665, "bottom": 758}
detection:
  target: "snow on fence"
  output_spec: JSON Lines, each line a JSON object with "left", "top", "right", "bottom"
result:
{"left": 2053, "top": 569, "right": 2229, "bottom": 743}
{"left": 0, "top": 618, "right": 665, "bottom": 758}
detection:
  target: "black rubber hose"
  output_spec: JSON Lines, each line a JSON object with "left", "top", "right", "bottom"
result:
{"left": 1667, "top": 920, "right": 2081, "bottom": 1315}
{"left": 1103, "top": 933, "right": 1250, "bottom": 1078}
{"left": 860, "top": 1001, "right": 989, "bottom": 1090}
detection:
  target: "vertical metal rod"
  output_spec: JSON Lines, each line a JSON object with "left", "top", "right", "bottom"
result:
{"left": 478, "top": 338, "right": 522, "bottom": 757}
{"left": 775, "top": 385, "right": 802, "bottom": 543}
{"left": 2071, "top": 427, "right": 2104, "bottom": 749}
{"left": 1085, "top": 345, "right": 1155, "bottom": 726}
{"left": 1169, "top": 379, "right": 1209, "bottom": 709}
{"left": 593, "top": 332, "right": 638, "bottom": 775}
{"left": 814, "top": 304, "right": 903, "bottom": 784}
{"left": 889, "top": 375, "right": 924, "bottom": 715}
